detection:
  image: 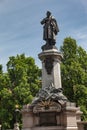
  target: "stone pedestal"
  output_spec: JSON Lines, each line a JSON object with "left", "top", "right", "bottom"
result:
{"left": 38, "top": 49, "right": 62, "bottom": 89}
{"left": 21, "top": 102, "right": 82, "bottom": 130}
{"left": 21, "top": 47, "right": 82, "bottom": 130}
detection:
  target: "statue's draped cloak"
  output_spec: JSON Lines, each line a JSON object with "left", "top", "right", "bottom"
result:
{"left": 41, "top": 16, "right": 59, "bottom": 43}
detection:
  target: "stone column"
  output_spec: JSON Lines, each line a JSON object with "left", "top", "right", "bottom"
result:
{"left": 38, "top": 49, "right": 62, "bottom": 89}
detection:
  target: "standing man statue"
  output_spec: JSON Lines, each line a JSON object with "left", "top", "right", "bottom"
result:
{"left": 41, "top": 11, "right": 59, "bottom": 46}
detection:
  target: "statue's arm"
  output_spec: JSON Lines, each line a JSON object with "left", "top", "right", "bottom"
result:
{"left": 40, "top": 18, "right": 46, "bottom": 25}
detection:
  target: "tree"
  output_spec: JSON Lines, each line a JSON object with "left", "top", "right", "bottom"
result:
{"left": 73, "top": 84, "right": 87, "bottom": 120}
{"left": 0, "top": 54, "right": 41, "bottom": 129}
{"left": 60, "top": 37, "right": 87, "bottom": 120}
{"left": 60, "top": 37, "right": 78, "bottom": 101}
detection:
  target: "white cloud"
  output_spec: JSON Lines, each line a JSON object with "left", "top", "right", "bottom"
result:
{"left": 76, "top": 33, "right": 87, "bottom": 40}
{"left": 71, "top": 27, "right": 87, "bottom": 51}
{"left": 73, "top": 26, "right": 87, "bottom": 40}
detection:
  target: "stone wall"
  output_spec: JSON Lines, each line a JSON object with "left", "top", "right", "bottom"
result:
{"left": 77, "top": 121, "right": 87, "bottom": 130}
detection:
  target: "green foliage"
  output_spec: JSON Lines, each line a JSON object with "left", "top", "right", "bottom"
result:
{"left": 0, "top": 54, "right": 41, "bottom": 129}
{"left": 73, "top": 84, "right": 87, "bottom": 120}
{"left": 61, "top": 37, "right": 77, "bottom": 61}
{"left": 60, "top": 37, "right": 87, "bottom": 120}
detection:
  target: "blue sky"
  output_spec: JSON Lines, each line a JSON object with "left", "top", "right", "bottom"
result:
{"left": 0, "top": 0, "right": 87, "bottom": 72}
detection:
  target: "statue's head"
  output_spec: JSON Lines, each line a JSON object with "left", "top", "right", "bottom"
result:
{"left": 46, "top": 11, "right": 51, "bottom": 17}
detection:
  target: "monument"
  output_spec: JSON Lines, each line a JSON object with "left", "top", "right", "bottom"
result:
{"left": 21, "top": 11, "right": 82, "bottom": 130}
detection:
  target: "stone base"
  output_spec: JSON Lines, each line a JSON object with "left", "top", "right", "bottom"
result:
{"left": 22, "top": 126, "right": 78, "bottom": 130}
{"left": 21, "top": 102, "right": 82, "bottom": 130}
{"left": 22, "top": 126, "right": 64, "bottom": 130}
{"left": 41, "top": 44, "right": 58, "bottom": 51}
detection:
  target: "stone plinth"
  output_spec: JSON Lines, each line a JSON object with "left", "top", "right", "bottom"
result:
{"left": 21, "top": 102, "right": 82, "bottom": 130}
{"left": 38, "top": 49, "right": 62, "bottom": 89}
{"left": 62, "top": 102, "right": 80, "bottom": 130}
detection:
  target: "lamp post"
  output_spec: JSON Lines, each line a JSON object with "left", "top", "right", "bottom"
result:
{"left": 14, "top": 105, "right": 20, "bottom": 130}
{"left": 15, "top": 106, "right": 20, "bottom": 123}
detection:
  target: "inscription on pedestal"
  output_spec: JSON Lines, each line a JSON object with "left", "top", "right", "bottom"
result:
{"left": 40, "top": 112, "right": 57, "bottom": 126}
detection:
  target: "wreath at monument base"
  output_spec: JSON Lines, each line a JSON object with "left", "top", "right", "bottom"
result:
{"left": 33, "top": 99, "right": 62, "bottom": 113}
{"left": 31, "top": 82, "right": 68, "bottom": 109}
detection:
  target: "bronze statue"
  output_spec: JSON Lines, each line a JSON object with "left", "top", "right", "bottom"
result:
{"left": 41, "top": 11, "right": 59, "bottom": 45}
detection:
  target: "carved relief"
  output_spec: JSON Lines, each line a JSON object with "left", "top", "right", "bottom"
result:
{"left": 44, "top": 57, "right": 54, "bottom": 74}
{"left": 33, "top": 100, "right": 61, "bottom": 113}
